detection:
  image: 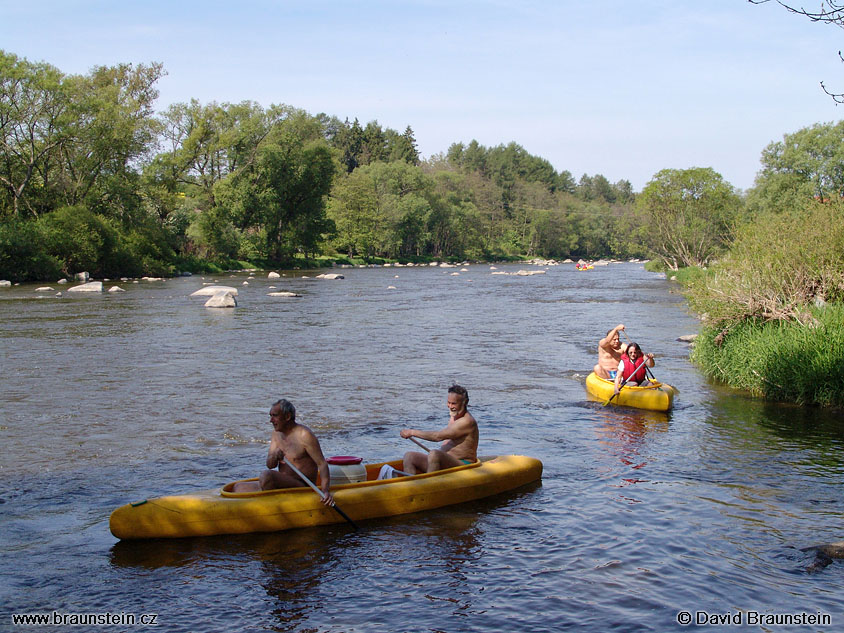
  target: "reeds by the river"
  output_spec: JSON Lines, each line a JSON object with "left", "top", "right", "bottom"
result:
{"left": 692, "top": 304, "right": 844, "bottom": 407}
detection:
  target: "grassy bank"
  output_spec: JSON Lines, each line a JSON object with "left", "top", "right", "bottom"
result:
{"left": 669, "top": 199, "right": 844, "bottom": 408}
{"left": 691, "top": 304, "right": 844, "bottom": 407}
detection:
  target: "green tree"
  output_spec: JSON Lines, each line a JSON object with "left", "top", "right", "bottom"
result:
{"left": 748, "top": 121, "right": 844, "bottom": 214}
{"left": 214, "top": 126, "right": 335, "bottom": 260}
{"left": 328, "top": 160, "right": 434, "bottom": 258}
{"left": 557, "top": 170, "right": 576, "bottom": 194}
{"left": 686, "top": 198, "right": 844, "bottom": 325}
{"left": 576, "top": 173, "right": 619, "bottom": 203}
{"left": 427, "top": 169, "right": 481, "bottom": 259}
{"left": 361, "top": 120, "right": 387, "bottom": 165}
{"left": 332, "top": 118, "right": 365, "bottom": 173}
{"left": 636, "top": 167, "right": 742, "bottom": 269}
{"left": 0, "top": 53, "right": 164, "bottom": 222}
{"left": 58, "top": 62, "right": 164, "bottom": 220}
{"left": 0, "top": 51, "right": 70, "bottom": 218}
{"left": 186, "top": 204, "right": 240, "bottom": 260}
{"left": 157, "top": 100, "right": 270, "bottom": 206}
{"left": 0, "top": 218, "right": 62, "bottom": 281}
{"left": 529, "top": 207, "right": 579, "bottom": 258}
{"left": 41, "top": 205, "right": 121, "bottom": 276}
{"left": 387, "top": 126, "right": 420, "bottom": 165}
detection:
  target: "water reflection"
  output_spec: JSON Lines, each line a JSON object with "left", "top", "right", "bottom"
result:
{"left": 700, "top": 390, "right": 844, "bottom": 479}
{"left": 591, "top": 405, "right": 669, "bottom": 496}
{"left": 107, "top": 489, "right": 539, "bottom": 632}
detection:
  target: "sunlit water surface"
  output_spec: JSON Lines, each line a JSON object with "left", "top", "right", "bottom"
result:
{"left": 1, "top": 263, "right": 842, "bottom": 632}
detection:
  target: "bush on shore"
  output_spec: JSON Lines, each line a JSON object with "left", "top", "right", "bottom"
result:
{"left": 0, "top": 219, "right": 63, "bottom": 282}
{"left": 684, "top": 200, "right": 844, "bottom": 326}
{"left": 0, "top": 209, "right": 180, "bottom": 281}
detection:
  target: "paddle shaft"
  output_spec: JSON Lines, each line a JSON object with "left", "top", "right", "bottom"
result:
{"left": 409, "top": 436, "right": 431, "bottom": 452}
{"left": 604, "top": 357, "right": 649, "bottom": 406}
{"left": 282, "top": 457, "right": 359, "bottom": 530}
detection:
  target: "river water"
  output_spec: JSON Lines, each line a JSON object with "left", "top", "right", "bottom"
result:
{"left": 1, "top": 262, "right": 842, "bottom": 632}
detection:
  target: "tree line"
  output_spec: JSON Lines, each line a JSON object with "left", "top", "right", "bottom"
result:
{"left": 1, "top": 48, "right": 841, "bottom": 296}
{"left": 1, "top": 50, "right": 646, "bottom": 281}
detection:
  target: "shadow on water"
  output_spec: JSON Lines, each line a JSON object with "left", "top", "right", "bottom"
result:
{"left": 107, "top": 483, "right": 542, "bottom": 631}
{"left": 107, "top": 481, "right": 543, "bottom": 571}
{"left": 702, "top": 387, "right": 844, "bottom": 463}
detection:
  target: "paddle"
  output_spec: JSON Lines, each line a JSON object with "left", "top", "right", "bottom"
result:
{"left": 282, "top": 457, "right": 359, "bottom": 531}
{"left": 604, "top": 357, "right": 649, "bottom": 407}
{"left": 409, "top": 436, "right": 431, "bottom": 453}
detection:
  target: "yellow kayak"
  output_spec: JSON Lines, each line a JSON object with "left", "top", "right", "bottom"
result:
{"left": 110, "top": 454, "right": 543, "bottom": 540}
{"left": 585, "top": 371, "right": 675, "bottom": 411}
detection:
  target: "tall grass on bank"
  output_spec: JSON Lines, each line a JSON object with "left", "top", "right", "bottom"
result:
{"left": 691, "top": 304, "right": 844, "bottom": 407}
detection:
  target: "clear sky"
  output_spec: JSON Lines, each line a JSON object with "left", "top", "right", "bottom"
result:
{"left": 2, "top": 0, "right": 843, "bottom": 191}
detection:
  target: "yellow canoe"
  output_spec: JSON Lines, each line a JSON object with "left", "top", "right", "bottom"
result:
{"left": 109, "top": 455, "right": 543, "bottom": 540}
{"left": 585, "top": 371, "right": 675, "bottom": 411}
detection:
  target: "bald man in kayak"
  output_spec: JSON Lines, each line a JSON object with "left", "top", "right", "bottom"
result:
{"left": 593, "top": 323, "right": 629, "bottom": 379}
{"left": 232, "top": 399, "right": 333, "bottom": 506}
{"left": 400, "top": 385, "right": 479, "bottom": 474}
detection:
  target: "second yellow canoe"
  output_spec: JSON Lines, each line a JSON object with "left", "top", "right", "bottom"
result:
{"left": 585, "top": 371, "right": 675, "bottom": 411}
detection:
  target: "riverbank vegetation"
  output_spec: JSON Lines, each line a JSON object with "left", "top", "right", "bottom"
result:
{"left": 0, "top": 50, "right": 642, "bottom": 282}
{"left": 691, "top": 304, "right": 844, "bottom": 407}
{"left": 681, "top": 121, "right": 844, "bottom": 408}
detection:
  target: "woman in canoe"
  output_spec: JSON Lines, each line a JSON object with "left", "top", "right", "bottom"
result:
{"left": 613, "top": 342, "right": 655, "bottom": 394}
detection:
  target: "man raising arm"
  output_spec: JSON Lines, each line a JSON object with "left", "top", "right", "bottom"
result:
{"left": 593, "top": 323, "right": 629, "bottom": 379}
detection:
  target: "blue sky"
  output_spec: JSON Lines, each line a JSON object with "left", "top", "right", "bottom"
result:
{"left": 2, "top": 0, "right": 843, "bottom": 191}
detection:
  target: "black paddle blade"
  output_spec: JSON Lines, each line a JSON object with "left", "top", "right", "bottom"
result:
{"left": 332, "top": 503, "right": 359, "bottom": 531}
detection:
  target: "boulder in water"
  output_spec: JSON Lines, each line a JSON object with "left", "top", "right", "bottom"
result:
{"left": 801, "top": 541, "right": 844, "bottom": 572}
{"left": 204, "top": 291, "right": 237, "bottom": 308}
{"left": 191, "top": 285, "right": 238, "bottom": 297}
{"left": 68, "top": 281, "right": 103, "bottom": 293}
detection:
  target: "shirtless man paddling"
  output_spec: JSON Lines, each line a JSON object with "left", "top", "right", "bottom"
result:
{"left": 593, "top": 323, "right": 629, "bottom": 380}
{"left": 400, "top": 385, "right": 479, "bottom": 474}
{"left": 233, "top": 399, "right": 333, "bottom": 505}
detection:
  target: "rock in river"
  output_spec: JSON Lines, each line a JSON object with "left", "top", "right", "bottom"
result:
{"left": 204, "top": 291, "right": 237, "bottom": 308}
{"left": 68, "top": 281, "right": 103, "bottom": 293}
{"left": 191, "top": 285, "right": 239, "bottom": 297}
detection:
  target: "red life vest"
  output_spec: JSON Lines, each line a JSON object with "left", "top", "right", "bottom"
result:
{"left": 620, "top": 353, "right": 648, "bottom": 384}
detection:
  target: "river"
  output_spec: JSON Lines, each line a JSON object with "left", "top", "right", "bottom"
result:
{"left": 1, "top": 262, "right": 842, "bottom": 632}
